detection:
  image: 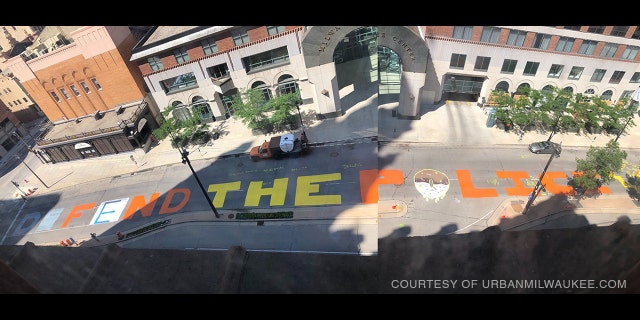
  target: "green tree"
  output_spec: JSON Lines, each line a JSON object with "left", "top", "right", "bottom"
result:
{"left": 230, "top": 88, "right": 302, "bottom": 133}
{"left": 573, "top": 139, "right": 627, "bottom": 193}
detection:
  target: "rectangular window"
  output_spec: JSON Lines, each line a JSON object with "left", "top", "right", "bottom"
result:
{"left": 449, "top": 53, "right": 466, "bottom": 69}
{"left": 587, "top": 26, "right": 605, "bottom": 34}
{"left": 70, "top": 85, "right": 80, "bottom": 96}
{"left": 501, "top": 59, "right": 517, "bottom": 74}
{"left": 148, "top": 56, "right": 163, "bottom": 71}
{"left": 523, "top": 61, "right": 539, "bottom": 76}
{"left": 452, "top": 26, "right": 473, "bottom": 40}
{"left": 578, "top": 40, "right": 597, "bottom": 55}
{"left": 600, "top": 43, "right": 618, "bottom": 57}
{"left": 60, "top": 88, "right": 70, "bottom": 99}
{"left": 7, "top": 101, "right": 12, "bottom": 107}
{"left": 632, "top": 27, "right": 640, "bottom": 40}
{"left": 532, "top": 33, "right": 551, "bottom": 50}
{"left": 564, "top": 26, "right": 581, "bottom": 31}
{"left": 610, "top": 26, "right": 629, "bottom": 37}
{"left": 480, "top": 27, "right": 500, "bottom": 43}
{"left": 630, "top": 72, "right": 640, "bottom": 83}
{"left": 173, "top": 47, "right": 190, "bottom": 64}
{"left": 621, "top": 46, "right": 639, "bottom": 60}
{"left": 506, "top": 30, "right": 526, "bottom": 46}
{"left": 22, "top": 97, "right": 28, "bottom": 102}
{"left": 201, "top": 38, "right": 218, "bottom": 55}
{"left": 548, "top": 64, "right": 564, "bottom": 78}
{"left": 51, "top": 91, "right": 60, "bottom": 102}
{"left": 609, "top": 71, "right": 625, "bottom": 84}
{"left": 207, "top": 63, "right": 229, "bottom": 79}
{"left": 267, "top": 26, "right": 286, "bottom": 36}
{"left": 90, "top": 78, "right": 102, "bottom": 90}
{"left": 591, "top": 69, "right": 606, "bottom": 82}
{"left": 555, "top": 37, "right": 575, "bottom": 52}
{"left": 474, "top": 56, "right": 490, "bottom": 71}
{"left": 568, "top": 66, "right": 584, "bottom": 80}
{"left": 80, "top": 81, "right": 91, "bottom": 93}
{"left": 160, "top": 72, "right": 197, "bottom": 94}
{"left": 232, "top": 30, "right": 250, "bottom": 45}
{"left": 242, "top": 46, "right": 289, "bottom": 73}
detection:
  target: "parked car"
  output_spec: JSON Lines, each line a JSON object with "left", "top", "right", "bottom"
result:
{"left": 528, "top": 141, "right": 561, "bottom": 155}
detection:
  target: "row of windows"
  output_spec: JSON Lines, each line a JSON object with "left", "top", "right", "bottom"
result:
{"left": 453, "top": 26, "right": 640, "bottom": 61}
{"left": 450, "top": 53, "right": 639, "bottom": 85}
{"left": 7, "top": 97, "right": 29, "bottom": 107}
{"left": 499, "top": 81, "right": 633, "bottom": 102}
{"left": 147, "top": 26, "right": 287, "bottom": 72}
{"left": 50, "top": 78, "right": 101, "bottom": 103}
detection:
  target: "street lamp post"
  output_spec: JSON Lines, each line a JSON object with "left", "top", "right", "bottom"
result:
{"left": 295, "top": 102, "right": 305, "bottom": 135}
{"left": 522, "top": 143, "right": 561, "bottom": 215}
{"left": 16, "top": 155, "right": 49, "bottom": 188}
{"left": 169, "top": 131, "right": 220, "bottom": 218}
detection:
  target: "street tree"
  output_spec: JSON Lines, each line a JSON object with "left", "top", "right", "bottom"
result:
{"left": 231, "top": 88, "right": 302, "bottom": 133}
{"left": 573, "top": 139, "right": 627, "bottom": 194}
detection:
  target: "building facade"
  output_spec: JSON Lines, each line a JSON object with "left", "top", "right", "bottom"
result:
{"left": 1, "top": 26, "right": 158, "bottom": 163}
{"left": 0, "top": 99, "right": 30, "bottom": 160}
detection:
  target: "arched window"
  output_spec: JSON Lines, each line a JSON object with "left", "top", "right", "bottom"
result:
{"left": 516, "top": 83, "right": 530, "bottom": 95}
{"left": 495, "top": 81, "right": 509, "bottom": 92}
{"left": 277, "top": 74, "right": 298, "bottom": 95}
{"left": 192, "top": 96, "right": 214, "bottom": 123}
{"left": 252, "top": 81, "right": 272, "bottom": 101}
{"left": 541, "top": 85, "right": 554, "bottom": 94}
{"left": 600, "top": 90, "right": 614, "bottom": 101}
{"left": 171, "top": 100, "right": 191, "bottom": 122}
{"left": 563, "top": 86, "right": 573, "bottom": 93}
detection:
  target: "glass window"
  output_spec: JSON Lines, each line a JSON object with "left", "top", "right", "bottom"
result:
{"left": 548, "top": 64, "right": 564, "bottom": 78}
{"left": 70, "top": 85, "right": 80, "bottom": 96}
{"left": 60, "top": 88, "right": 70, "bottom": 99}
{"left": 251, "top": 81, "right": 272, "bottom": 101}
{"left": 532, "top": 33, "right": 551, "bottom": 49}
{"left": 632, "top": 27, "right": 640, "bottom": 40}
{"left": 591, "top": 69, "right": 606, "bottom": 82}
{"left": 277, "top": 74, "right": 298, "bottom": 95}
{"left": 474, "top": 56, "right": 490, "bottom": 71}
{"left": 600, "top": 43, "right": 618, "bottom": 57}
{"left": 207, "top": 63, "right": 229, "bottom": 79}
{"left": 173, "top": 47, "right": 190, "bottom": 64}
{"left": 600, "top": 90, "right": 613, "bottom": 100}
{"left": 148, "top": 56, "right": 163, "bottom": 71}
{"left": 523, "top": 61, "right": 539, "bottom": 76}
{"left": 630, "top": 72, "right": 640, "bottom": 83}
{"left": 610, "top": 26, "right": 629, "bottom": 37}
{"left": 609, "top": 71, "right": 625, "bottom": 84}
{"left": 201, "top": 38, "right": 218, "bottom": 55}
{"left": 621, "top": 46, "right": 639, "bottom": 60}
{"left": 555, "top": 37, "right": 574, "bottom": 52}
{"left": 506, "top": 30, "right": 526, "bottom": 46}
{"left": 232, "top": 30, "right": 250, "bottom": 45}
{"left": 568, "top": 66, "right": 584, "bottom": 80}
{"left": 500, "top": 59, "right": 517, "bottom": 74}
{"left": 564, "top": 26, "right": 580, "bottom": 31}
{"left": 480, "top": 27, "right": 500, "bottom": 43}
{"left": 587, "top": 26, "right": 605, "bottom": 34}
{"left": 267, "top": 26, "right": 286, "bottom": 36}
{"left": 80, "top": 81, "right": 91, "bottom": 93}
{"left": 242, "top": 46, "right": 289, "bottom": 73}
{"left": 91, "top": 78, "right": 102, "bottom": 90}
{"left": 452, "top": 26, "right": 473, "bottom": 40}
{"left": 160, "top": 72, "right": 197, "bottom": 94}
{"left": 578, "top": 40, "right": 597, "bottom": 55}
{"left": 449, "top": 53, "right": 466, "bottom": 69}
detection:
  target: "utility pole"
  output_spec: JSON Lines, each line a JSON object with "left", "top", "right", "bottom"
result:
{"left": 523, "top": 144, "right": 561, "bottom": 215}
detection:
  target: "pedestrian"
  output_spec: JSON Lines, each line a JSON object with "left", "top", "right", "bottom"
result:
{"left": 90, "top": 232, "right": 99, "bottom": 241}
{"left": 116, "top": 231, "right": 124, "bottom": 240}
{"left": 69, "top": 237, "right": 78, "bottom": 246}
{"left": 60, "top": 240, "right": 68, "bottom": 247}
{"left": 65, "top": 239, "right": 72, "bottom": 247}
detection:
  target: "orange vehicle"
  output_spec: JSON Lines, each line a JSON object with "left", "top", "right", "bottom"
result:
{"left": 250, "top": 132, "right": 309, "bottom": 161}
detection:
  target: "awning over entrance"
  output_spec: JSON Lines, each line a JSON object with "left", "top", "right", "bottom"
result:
{"left": 74, "top": 142, "right": 91, "bottom": 149}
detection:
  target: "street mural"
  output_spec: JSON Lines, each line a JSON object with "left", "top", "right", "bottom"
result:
{"left": 414, "top": 169, "right": 450, "bottom": 203}
{"left": 9, "top": 168, "right": 622, "bottom": 237}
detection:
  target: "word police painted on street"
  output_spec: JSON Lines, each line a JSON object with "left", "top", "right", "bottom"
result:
{"left": 12, "top": 169, "right": 615, "bottom": 236}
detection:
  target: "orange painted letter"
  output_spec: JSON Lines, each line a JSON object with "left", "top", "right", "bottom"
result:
{"left": 456, "top": 170, "right": 498, "bottom": 198}
{"left": 359, "top": 169, "right": 404, "bottom": 204}
{"left": 159, "top": 188, "right": 191, "bottom": 214}
{"left": 123, "top": 193, "right": 160, "bottom": 220}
